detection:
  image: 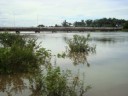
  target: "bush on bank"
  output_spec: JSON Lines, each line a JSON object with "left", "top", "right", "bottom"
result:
{"left": 0, "top": 32, "right": 51, "bottom": 74}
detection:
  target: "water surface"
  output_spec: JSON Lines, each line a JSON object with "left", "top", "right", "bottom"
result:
{"left": 0, "top": 32, "right": 128, "bottom": 96}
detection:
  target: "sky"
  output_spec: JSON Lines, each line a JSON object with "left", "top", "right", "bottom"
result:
{"left": 0, "top": 0, "right": 128, "bottom": 27}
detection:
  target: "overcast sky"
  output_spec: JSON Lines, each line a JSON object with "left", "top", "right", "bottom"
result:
{"left": 0, "top": 0, "right": 128, "bottom": 27}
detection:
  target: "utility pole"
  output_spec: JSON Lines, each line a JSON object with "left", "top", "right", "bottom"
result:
{"left": 13, "top": 12, "right": 15, "bottom": 27}
{"left": 12, "top": 11, "right": 16, "bottom": 27}
{"left": 37, "top": 14, "right": 39, "bottom": 26}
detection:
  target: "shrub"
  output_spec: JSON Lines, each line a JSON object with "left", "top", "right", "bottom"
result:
{"left": 35, "top": 66, "right": 91, "bottom": 96}
{"left": 66, "top": 34, "right": 96, "bottom": 53}
{"left": 0, "top": 32, "right": 25, "bottom": 47}
{"left": 0, "top": 33, "right": 51, "bottom": 74}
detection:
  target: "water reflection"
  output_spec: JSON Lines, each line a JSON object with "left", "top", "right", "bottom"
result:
{"left": 68, "top": 52, "right": 90, "bottom": 67}
{"left": 0, "top": 73, "right": 29, "bottom": 96}
{"left": 35, "top": 32, "right": 128, "bottom": 96}
{"left": 29, "top": 72, "right": 43, "bottom": 96}
{"left": 0, "top": 68, "right": 91, "bottom": 96}
{"left": 2, "top": 32, "right": 127, "bottom": 96}
{"left": 62, "top": 34, "right": 96, "bottom": 66}
{"left": 0, "top": 71, "right": 43, "bottom": 96}
{"left": 57, "top": 50, "right": 95, "bottom": 67}
{"left": 63, "top": 33, "right": 128, "bottom": 44}
{"left": 92, "top": 37, "right": 115, "bottom": 43}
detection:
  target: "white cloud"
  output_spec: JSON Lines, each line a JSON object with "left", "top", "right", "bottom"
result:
{"left": 0, "top": 0, "right": 128, "bottom": 26}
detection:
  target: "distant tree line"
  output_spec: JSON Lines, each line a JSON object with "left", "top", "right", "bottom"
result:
{"left": 37, "top": 18, "right": 128, "bottom": 29}
{"left": 123, "top": 21, "right": 128, "bottom": 29}
{"left": 62, "top": 18, "right": 127, "bottom": 27}
{"left": 58, "top": 18, "right": 128, "bottom": 28}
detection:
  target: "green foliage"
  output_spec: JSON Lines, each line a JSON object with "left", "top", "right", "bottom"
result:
{"left": 68, "top": 52, "right": 90, "bottom": 66}
{"left": 87, "top": 18, "right": 126, "bottom": 27}
{"left": 56, "top": 18, "right": 126, "bottom": 27}
{"left": 59, "top": 34, "right": 96, "bottom": 66}
{"left": 0, "top": 33, "right": 91, "bottom": 96}
{"left": 43, "top": 67, "right": 70, "bottom": 96}
{"left": 57, "top": 52, "right": 66, "bottom": 58}
{"left": 37, "top": 66, "right": 91, "bottom": 96}
{"left": 38, "top": 24, "right": 45, "bottom": 27}
{"left": 36, "top": 48, "right": 51, "bottom": 67}
{"left": 66, "top": 34, "right": 96, "bottom": 53}
{"left": 62, "top": 20, "right": 71, "bottom": 27}
{"left": 0, "top": 66, "right": 91, "bottom": 96}
{"left": 0, "top": 32, "right": 25, "bottom": 47}
{"left": 85, "top": 20, "right": 93, "bottom": 27}
{"left": 0, "top": 32, "right": 51, "bottom": 74}
{"left": 73, "top": 20, "right": 86, "bottom": 27}
{"left": 123, "top": 21, "right": 128, "bottom": 29}
{"left": 86, "top": 18, "right": 126, "bottom": 27}
{"left": 57, "top": 52, "right": 90, "bottom": 66}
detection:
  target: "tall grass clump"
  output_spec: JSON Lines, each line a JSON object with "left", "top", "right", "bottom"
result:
{"left": 66, "top": 34, "right": 96, "bottom": 53}
{"left": 34, "top": 66, "right": 91, "bottom": 96}
{"left": 0, "top": 32, "right": 51, "bottom": 74}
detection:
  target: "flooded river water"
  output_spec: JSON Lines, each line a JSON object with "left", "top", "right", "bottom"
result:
{"left": 0, "top": 32, "right": 128, "bottom": 96}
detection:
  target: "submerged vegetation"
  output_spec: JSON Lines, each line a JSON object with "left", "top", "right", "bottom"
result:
{"left": 68, "top": 52, "right": 90, "bottom": 66}
{"left": 58, "top": 34, "right": 96, "bottom": 66}
{"left": 0, "top": 32, "right": 91, "bottom": 96}
{"left": 40, "top": 66, "right": 91, "bottom": 96}
{"left": 0, "top": 66, "right": 91, "bottom": 96}
{"left": 57, "top": 52, "right": 90, "bottom": 66}
{"left": 66, "top": 34, "right": 96, "bottom": 53}
{"left": 0, "top": 32, "right": 51, "bottom": 74}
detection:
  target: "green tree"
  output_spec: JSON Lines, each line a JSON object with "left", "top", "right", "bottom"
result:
{"left": 73, "top": 20, "right": 86, "bottom": 27}
{"left": 85, "top": 20, "right": 93, "bottom": 27}
{"left": 38, "top": 24, "right": 45, "bottom": 27}
{"left": 123, "top": 21, "right": 128, "bottom": 29}
{"left": 62, "top": 20, "right": 70, "bottom": 27}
